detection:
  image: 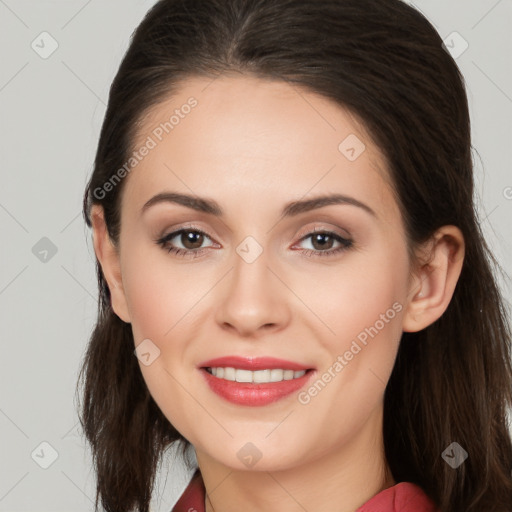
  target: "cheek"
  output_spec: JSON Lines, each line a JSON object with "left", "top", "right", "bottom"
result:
{"left": 312, "top": 247, "right": 406, "bottom": 336}
{"left": 121, "top": 242, "right": 205, "bottom": 342}
{"left": 315, "top": 243, "right": 408, "bottom": 387}
{"left": 120, "top": 245, "right": 207, "bottom": 436}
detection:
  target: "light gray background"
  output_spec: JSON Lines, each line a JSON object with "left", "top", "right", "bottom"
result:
{"left": 0, "top": 1, "right": 511, "bottom": 511}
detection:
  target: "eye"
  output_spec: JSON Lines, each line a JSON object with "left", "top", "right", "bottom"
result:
{"left": 293, "top": 229, "right": 353, "bottom": 258}
{"left": 155, "top": 227, "right": 216, "bottom": 258}
{"left": 155, "top": 226, "right": 353, "bottom": 259}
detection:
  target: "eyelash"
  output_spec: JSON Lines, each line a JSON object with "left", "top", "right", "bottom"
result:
{"left": 155, "top": 225, "right": 353, "bottom": 259}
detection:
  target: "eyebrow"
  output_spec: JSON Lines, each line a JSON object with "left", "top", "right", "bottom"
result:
{"left": 141, "top": 191, "right": 376, "bottom": 218}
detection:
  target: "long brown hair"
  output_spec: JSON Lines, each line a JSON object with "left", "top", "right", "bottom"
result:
{"left": 77, "top": 1, "right": 512, "bottom": 510}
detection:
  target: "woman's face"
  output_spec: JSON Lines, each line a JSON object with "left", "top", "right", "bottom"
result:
{"left": 110, "top": 75, "right": 416, "bottom": 471}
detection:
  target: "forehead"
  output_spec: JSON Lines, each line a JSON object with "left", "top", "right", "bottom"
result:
{"left": 123, "top": 74, "right": 398, "bottom": 223}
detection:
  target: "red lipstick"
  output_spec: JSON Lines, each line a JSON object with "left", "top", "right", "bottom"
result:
{"left": 198, "top": 356, "right": 315, "bottom": 406}
{"left": 199, "top": 356, "right": 311, "bottom": 371}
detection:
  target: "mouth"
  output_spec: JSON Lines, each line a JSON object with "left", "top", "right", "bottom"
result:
{"left": 198, "top": 356, "right": 316, "bottom": 406}
{"left": 203, "top": 366, "right": 310, "bottom": 383}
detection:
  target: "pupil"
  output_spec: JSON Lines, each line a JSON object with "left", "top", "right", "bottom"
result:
{"left": 313, "top": 233, "right": 332, "bottom": 250}
{"left": 184, "top": 231, "right": 203, "bottom": 249}
{"left": 180, "top": 232, "right": 335, "bottom": 251}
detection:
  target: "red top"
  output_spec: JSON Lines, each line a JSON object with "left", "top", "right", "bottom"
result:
{"left": 171, "top": 470, "right": 439, "bottom": 512}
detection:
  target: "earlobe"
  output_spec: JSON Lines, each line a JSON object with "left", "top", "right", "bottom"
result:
{"left": 90, "top": 205, "right": 131, "bottom": 323}
{"left": 402, "top": 226, "right": 465, "bottom": 333}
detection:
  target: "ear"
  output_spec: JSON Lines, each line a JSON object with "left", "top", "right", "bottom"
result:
{"left": 90, "top": 204, "right": 131, "bottom": 323}
{"left": 402, "top": 225, "right": 465, "bottom": 332}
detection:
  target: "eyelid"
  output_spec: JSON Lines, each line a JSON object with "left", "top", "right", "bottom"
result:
{"left": 155, "top": 222, "right": 354, "bottom": 259}
{"left": 158, "top": 223, "right": 350, "bottom": 245}
{"left": 294, "top": 224, "right": 351, "bottom": 242}
{"left": 159, "top": 222, "right": 214, "bottom": 239}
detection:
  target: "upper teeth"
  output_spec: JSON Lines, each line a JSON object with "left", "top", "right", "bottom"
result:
{"left": 208, "top": 367, "right": 306, "bottom": 383}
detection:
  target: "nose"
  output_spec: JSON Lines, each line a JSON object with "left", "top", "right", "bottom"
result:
{"left": 214, "top": 248, "right": 291, "bottom": 338}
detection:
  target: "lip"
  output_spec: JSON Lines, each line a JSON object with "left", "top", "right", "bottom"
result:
{"left": 200, "top": 368, "right": 314, "bottom": 406}
{"left": 198, "top": 356, "right": 315, "bottom": 406}
{"left": 198, "top": 356, "right": 313, "bottom": 371}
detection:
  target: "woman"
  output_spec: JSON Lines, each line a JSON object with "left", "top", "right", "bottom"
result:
{"left": 77, "top": 1, "right": 512, "bottom": 511}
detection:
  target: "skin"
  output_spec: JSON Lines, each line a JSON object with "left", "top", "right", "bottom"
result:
{"left": 91, "top": 74, "right": 465, "bottom": 512}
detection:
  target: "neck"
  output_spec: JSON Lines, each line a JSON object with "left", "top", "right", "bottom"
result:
{"left": 199, "top": 405, "right": 394, "bottom": 512}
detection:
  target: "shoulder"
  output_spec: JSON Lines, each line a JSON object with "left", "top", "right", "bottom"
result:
{"left": 171, "top": 472, "right": 439, "bottom": 512}
{"left": 171, "top": 469, "right": 205, "bottom": 512}
{"left": 356, "top": 482, "right": 439, "bottom": 512}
